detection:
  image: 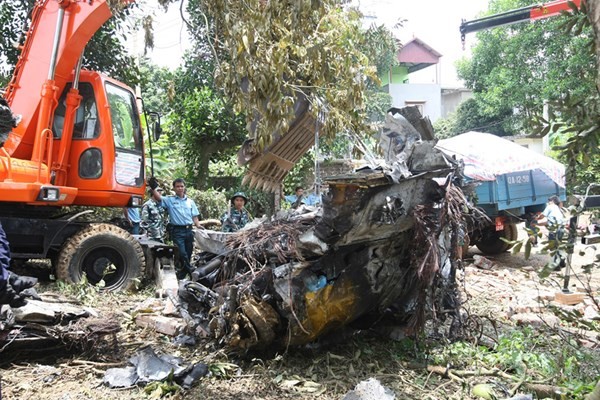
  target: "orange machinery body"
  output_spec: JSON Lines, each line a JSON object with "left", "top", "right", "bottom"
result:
{"left": 0, "top": 0, "right": 144, "bottom": 208}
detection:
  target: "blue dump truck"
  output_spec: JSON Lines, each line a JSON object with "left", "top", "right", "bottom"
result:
{"left": 437, "top": 132, "right": 566, "bottom": 254}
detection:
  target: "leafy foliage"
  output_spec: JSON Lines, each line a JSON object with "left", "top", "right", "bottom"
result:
{"left": 359, "top": 24, "right": 398, "bottom": 127}
{"left": 56, "top": 274, "right": 109, "bottom": 306}
{"left": 528, "top": 1, "right": 600, "bottom": 186}
{"left": 431, "top": 326, "right": 600, "bottom": 392}
{"left": 187, "top": 0, "right": 377, "bottom": 151}
{"left": 456, "top": 0, "right": 596, "bottom": 138}
{"left": 0, "top": 0, "right": 30, "bottom": 84}
{"left": 166, "top": 80, "right": 246, "bottom": 188}
{"left": 147, "top": 1, "right": 396, "bottom": 194}
{"left": 434, "top": 98, "right": 515, "bottom": 137}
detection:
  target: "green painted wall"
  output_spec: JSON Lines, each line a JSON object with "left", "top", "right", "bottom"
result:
{"left": 381, "top": 65, "right": 409, "bottom": 86}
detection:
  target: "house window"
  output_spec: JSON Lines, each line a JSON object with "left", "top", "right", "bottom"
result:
{"left": 404, "top": 101, "right": 425, "bottom": 115}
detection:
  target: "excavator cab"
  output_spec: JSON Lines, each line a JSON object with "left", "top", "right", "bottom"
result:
{"left": 48, "top": 70, "right": 146, "bottom": 208}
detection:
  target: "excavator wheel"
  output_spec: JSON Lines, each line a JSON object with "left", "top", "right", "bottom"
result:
{"left": 56, "top": 223, "right": 145, "bottom": 292}
{"left": 475, "top": 223, "right": 518, "bottom": 255}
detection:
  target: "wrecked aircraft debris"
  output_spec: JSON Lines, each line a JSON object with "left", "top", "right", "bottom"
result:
{"left": 0, "top": 295, "right": 119, "bottom": 364}
{"left": 103, "top": 346, "right": 208, "bottom": 389}
{"left": 177, "top": 107, "right": 483, "bottom": 351}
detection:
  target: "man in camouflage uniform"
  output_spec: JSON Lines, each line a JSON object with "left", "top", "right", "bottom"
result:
{"left": 221, "top": 192, "right": 251, "bottom": 232}
{"left": 141, "top": 187, "right": 166, "bottom": 242}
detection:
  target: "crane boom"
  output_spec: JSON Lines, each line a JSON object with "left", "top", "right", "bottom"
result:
{"left": 3, "top": 0, "right": 112, "bottom": 159}
{"left": 460, "top": 0, "right": 582, "bottom": 42}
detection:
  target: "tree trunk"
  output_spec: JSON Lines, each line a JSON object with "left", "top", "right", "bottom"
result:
{"left": 589, "top": 0, "right": 600, "bottom": 92}
{"left": 194, "top": 151, "right": 211, "bottom": 190}
{"left": 193, "top": 142, "right": 232, "bottom": 190}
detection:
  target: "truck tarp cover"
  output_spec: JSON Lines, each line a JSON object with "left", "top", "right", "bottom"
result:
{"left": 436, "top": 131, "right": 565, "bottom": 187}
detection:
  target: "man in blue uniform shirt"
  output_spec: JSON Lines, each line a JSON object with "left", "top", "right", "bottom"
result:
{"left": 0, "top": 222, "right": 37, "bottom": 307}
{"left": 0, "top": 221, "right": 12, "bottom": 305}
{"left": 150, "top": 178, "right": 203, "bottom": 279}
{"left": 123, "top": 206, "right": 141, "bottom": 234}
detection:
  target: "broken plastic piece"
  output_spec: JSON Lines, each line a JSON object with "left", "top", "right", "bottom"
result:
{"left": 173, "top": 334, "right": 196, "bottom": 347}
{"left": 305, "top": 275, "right": 327, "bottom": 292}
{"left": 181, "top": 363, "right": 208, "bottom": 389}
{"left": 130, "top": 346, "right": 180, "bottom": 383}
{"left": 103, "top": 366, "right": 137, "bottom": 388}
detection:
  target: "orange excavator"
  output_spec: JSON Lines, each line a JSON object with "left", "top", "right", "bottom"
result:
{"left": 0, "top": 0, "right": 172, "bottom": 291}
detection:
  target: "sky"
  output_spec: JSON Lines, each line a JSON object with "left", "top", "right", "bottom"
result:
{"left": 355, "top": 0, "right": 489, "bottom": 86}
{"left": 129, "top": 0, "right": 191, "bottom": 69}
{"left": 140, "top": 0, "right": 490, "bottom": 87}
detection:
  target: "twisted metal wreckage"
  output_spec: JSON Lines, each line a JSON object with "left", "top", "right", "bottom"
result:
{"left": 178, "top": 108, "right": 487, "bottom": 351}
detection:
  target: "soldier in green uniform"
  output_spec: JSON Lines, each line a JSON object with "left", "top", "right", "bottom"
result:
{"left": 221, "top": 192, "right": 252, "bottom": 232}
{"left": 141, "top": 187, "right": 166, "bottom": 242}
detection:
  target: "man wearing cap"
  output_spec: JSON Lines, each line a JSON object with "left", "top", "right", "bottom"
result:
{"left": 150, "top": 178, "right": 203, "bottom": 278}
{"left": 141, "top": 187, "right": 166, "bottom": 242}
{"left": 221, "top": 192, "right": 252, "bottom": 232}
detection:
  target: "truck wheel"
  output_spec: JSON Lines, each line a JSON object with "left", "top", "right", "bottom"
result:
{"left": 56, "top": 223, "right": 144, "bottom": 292}
{"left": 475, "top": 223, "right": 517, "bottom": 255}
{"left": 505, "top": 223, "right": 519, "bottom": 241}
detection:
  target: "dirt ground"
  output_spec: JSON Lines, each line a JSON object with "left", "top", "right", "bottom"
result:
{"left": 0, "top": 223, "right": 598, "bottom": 400}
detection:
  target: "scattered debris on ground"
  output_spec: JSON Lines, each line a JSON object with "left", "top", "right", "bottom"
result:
{"left": 0, "top": 292, "right": 119, "bottom": 364}
{"left": 1, "top": 107, "right": 599, "bottom": 398}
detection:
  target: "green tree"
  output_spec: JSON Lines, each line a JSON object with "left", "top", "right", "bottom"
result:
{"left": 167, "top": 83, "right": 246, "bottom": 189}
{"left": 178, "top": 0, "right": 376, "bottom": 151}
{"left": 529, "top": 1, "right": 600, "bottom": 186}
{"left": 456, "top": 0, "right": 596, "bottom": 136}
{"left": 360, "top": 24, "right": 398, "bottom": 125}
{"left": 162, "top": 52, "right": 247, "bottom": 189}
{"left": 0, "top": 0, "right": 140, "bottom": 86}
{"left": 434, "top": 97, "right": 515, "bottom": 137}
{"left": 0, "top": 0, "right": 29, "bottom": 84}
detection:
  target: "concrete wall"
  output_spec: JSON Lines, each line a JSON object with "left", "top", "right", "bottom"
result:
{"left": 513, "top": 137, "right": 544, "bottom": 155}
{"left": 441, "top": 89, "right": 473, "bottom": 118}
{"left": 388, "top": 83, "right": 442, "bottom": 122}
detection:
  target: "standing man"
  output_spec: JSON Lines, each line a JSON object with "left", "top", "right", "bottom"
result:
{"left": 150, "top": 178, "right": 203, "bottom": 279}
{"left": 141, "top": 187, "right": 166, "bottom": 242}
{"left": 123, "top": 206, "right": 141, "bottom": 234}
{"left": 536, "top": 195, "right": 566, "bottom": 269}
{"left": 221, "top": 192, "right": 252, "bottom": 232}
{"left": 0, "top": 222, "right": 30, "bottom": 307}
{"left": 284, "top": 186, "right": 305, "bottom": 209}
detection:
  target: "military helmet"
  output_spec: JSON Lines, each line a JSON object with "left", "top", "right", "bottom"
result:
{"left": 230, "top": 191, "right": 248, "bottom": 204}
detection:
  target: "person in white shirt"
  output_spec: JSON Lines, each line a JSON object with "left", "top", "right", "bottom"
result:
{"left": 538, "top": 195, "right": 565, "bottom": 239}
{"left": 537, "top": 195, "right": 566, "bottom": 269}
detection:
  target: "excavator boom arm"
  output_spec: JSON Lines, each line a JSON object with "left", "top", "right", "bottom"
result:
{"left": 460, "top": 0, "right": 582, "bottom": 39}
{"left": 3, "top": 0, "right": 114, "bottom": 158}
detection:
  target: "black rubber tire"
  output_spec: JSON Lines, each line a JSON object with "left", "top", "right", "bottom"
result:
{"left": 505, "top": 222, "right": 519, "bottom": 241}
{"left": 475, "top": 223, "right": 518, "bottom": 255}
{"left": 56, "top": 223, "right": 144, "bottom": 291}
